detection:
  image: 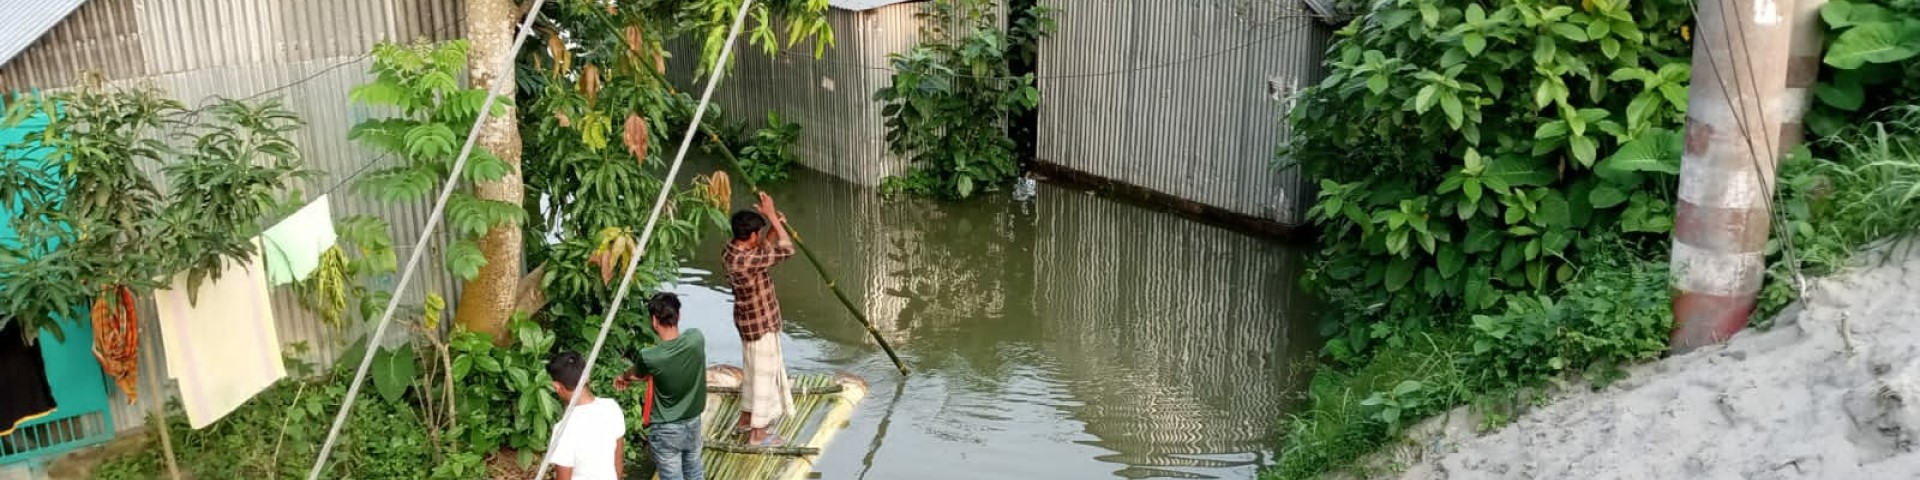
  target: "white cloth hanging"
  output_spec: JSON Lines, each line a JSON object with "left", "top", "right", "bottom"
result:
{"left": 154, "top": 238, "right": 287, "bottom": 429}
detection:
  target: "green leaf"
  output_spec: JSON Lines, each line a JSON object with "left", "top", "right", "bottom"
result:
{"left": 1535, "top": 120, "right": 1569, "bottom": 140}
{"left": 1464, "top": 34, "right": 1487, "bottom": 56}
{"left": 1586, "top": 19, "right": 1611, "bottom": 40}
{"left": 1437, "top": 245, "right": 1465, "bottom": 278}
{"left": 1626, "top": 95, "right": 1657, "bottom": 132}
{"left": 1536, "top": 191, "right": 1571, "bottom": 227}
{"left": 1380, "top": 9, "right": 1417, "bottom": 30}
{"left": 371, "top": 347, "right": 418, "bottom": 403}
{"left": 956, "top": 175, "right": 975, "bottom": 198}
{"left": 403, "top": 123, "right": 458, "bottom": 159}
{"left": 1464, "top": 225, "right": 1502, "bottom": 253}
{"left": 1814, "top": 73, "right": 1866, "bottom": 111}
{"left": 1487, "top": 155, "right": 1555, "bottom": 187}
{"left": 1550, "top": 23, "right": 1590, "bottom": 42}
{"left": 1595, "top": 129, "right": 1683, "bottom": 182}
{"left": 1385, "top": 258, "right": 1416, "bottom": 291}
{"left": 447, "top": 239, "right": 487, "bottom": 280}
{"left": 1420, "top": 2, "right": 1441, "bottom": 27}
{"left": 1393, "top": 380, "right": 1424, "bottom": 396}
{"left": 1569, "top": 135, "right": 1599, "bottom": 166}
{"left": 464, "top": 149, "right": 512, "bottom": 182}
{"left": 1415, "top": 84, "right": 1440, "bottom": 113}
{"left": 1368, "top": 75, "right": 1391, "bottom": 95}
{"left": 1589, "top": 184, "right": 1629, "bottom": 208}
{"left": 1825, "top": 23, "right": 1920, "bottom": 69}
{"left": 1533, "top": 36, "right": 1558, "bottom": 66}
{"left": 1440, "top": 92, "right": 1465, "bottom": 129}
{"left": 1822, "top": 0, "right": 1895, "bottom": 29}
{"left": 1466, "top": 3, "right": 1487, "bottom": 24}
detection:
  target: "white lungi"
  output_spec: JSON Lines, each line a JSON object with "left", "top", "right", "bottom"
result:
{"left": 740, "top": 334, "right": 794, "bottom": 429}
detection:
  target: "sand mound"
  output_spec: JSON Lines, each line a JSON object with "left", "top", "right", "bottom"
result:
{"left": 1383, "top": 240, "right": 1920, "bottom": 480}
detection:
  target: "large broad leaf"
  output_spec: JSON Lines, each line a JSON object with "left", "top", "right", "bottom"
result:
{"left": 1486, "top": 154, "right": 1556, "bottom": 187}
{"left": 1536, "top": 191, "right": 1572, "bottom": 228}
{"left": 1825, "top": 22, "right": 1920, "bottom": 69}
{"left": 1595, "top": 129, "right": 1682, "bottom": 183}
{"left": 1437, "top": 245, "right": 1466, "bottom": 278}
{"left": 1463, "top": 223, "right": 1503, "bottom": 253}
{"left": 1821, "top": 0, "right": 1896, "bottom": 29}
{"left": 1814, "top": 69, "right": 1867, "bottom": 111}
{"left": 1385, "top": 257, "right": 1416, "bottom": 292}
{"left": 1589, "top": 184, "right": 1630, "bottom": 208}
{"left": 371, "top": 346, "right": 418, "bottom": 403}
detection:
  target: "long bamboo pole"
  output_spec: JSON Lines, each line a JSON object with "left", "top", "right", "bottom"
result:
{"left": 702, "top": 131, "right": 909, "bottom": 376}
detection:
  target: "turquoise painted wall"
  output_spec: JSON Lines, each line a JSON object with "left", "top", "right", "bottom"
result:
{"left": 0, "top": 97, "right": 114, "bottom": 464}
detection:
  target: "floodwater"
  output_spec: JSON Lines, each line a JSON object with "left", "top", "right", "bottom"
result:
{"left": 666, "top": 166, "right": 1319, "bottom": 479}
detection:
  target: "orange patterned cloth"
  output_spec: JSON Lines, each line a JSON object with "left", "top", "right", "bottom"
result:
{"left": 91, "top": 285, "right": 139, "bottom": 405}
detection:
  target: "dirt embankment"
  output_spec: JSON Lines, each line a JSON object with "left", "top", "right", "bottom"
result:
{"left": 1371, "top": 240, "right": 1920, "bottom": 479}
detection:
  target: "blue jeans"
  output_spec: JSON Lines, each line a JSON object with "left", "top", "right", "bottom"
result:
{"left": 648, "top": 417, "right": 705, "bottom": 480}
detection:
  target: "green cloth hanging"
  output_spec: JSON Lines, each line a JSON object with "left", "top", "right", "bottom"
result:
{"left": 261, "top": 195, "right": 337, "bottom": 286}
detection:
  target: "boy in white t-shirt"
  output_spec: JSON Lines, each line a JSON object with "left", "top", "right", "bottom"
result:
{"left": 545, "top": 351, "right": 627, "bottom": 480}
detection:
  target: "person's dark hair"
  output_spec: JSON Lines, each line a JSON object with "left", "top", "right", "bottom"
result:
{"left": 730, "top": 210, "right": 767, "bottom": 241}
{"left": 648, "top": 292, "right": 682, "bottom": 327}
{"left": 546, "top": 351, "right": 586, "bottom": 388}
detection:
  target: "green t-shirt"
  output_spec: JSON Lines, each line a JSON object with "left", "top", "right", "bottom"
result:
{"left": 632, "top": 328, "right": 707, "bottom": 425}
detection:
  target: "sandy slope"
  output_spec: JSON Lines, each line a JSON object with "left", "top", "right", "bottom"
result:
{"left": 1379, "top": 240, "right": 1920, "bottom": 480}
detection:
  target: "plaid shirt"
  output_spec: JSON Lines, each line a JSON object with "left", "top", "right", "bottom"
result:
{"left": 723, "top": 239, "right": 796, "bottom": 342}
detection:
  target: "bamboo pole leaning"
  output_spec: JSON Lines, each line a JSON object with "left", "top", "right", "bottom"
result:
{"left": 702, "top": 132, "right": 910, "bottom": 376}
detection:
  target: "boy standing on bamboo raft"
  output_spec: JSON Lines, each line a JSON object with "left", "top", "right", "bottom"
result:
{"left": 722, "top": 192, "right": 797, "bottom": 447}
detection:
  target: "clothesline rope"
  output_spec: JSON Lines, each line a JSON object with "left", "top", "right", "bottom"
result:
{"left": 530, "top": 0, "right": 758, "bottom": 477}
{"left": 302, "top": 1, "right": 555, "bottom": 478}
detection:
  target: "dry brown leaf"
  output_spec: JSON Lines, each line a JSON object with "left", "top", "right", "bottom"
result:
{"left": 625, "top": 25, "right": 645, "bottom": 58}
{"left": 554, "top": 110, "right": 572, "bottom": 128}
{"left": 581, "top": 64, "right": 602, "bottom": 104}
{"left": 708, "top": 171, "right": 734, "bottom": 212}
{"left": 623, "top": 115, "right": 650, "bottom": 162}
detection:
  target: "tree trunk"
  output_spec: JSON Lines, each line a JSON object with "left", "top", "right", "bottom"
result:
{"left": 455, "top": 0, "right": 524, "bottom": 344}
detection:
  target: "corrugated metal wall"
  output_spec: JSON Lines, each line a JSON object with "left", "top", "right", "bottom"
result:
{"left": 0, "top": 0, "right": 467, "bottom": 432}
{"left": 1035, "top": 0, "right": 1331, "bottom": 226}
{"left": 666, "top": 5, "right": 927, "bottom": 186}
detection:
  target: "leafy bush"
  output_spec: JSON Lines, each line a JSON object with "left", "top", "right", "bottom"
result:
{"left": 1287, "top": 0, "right": 1692, "bottom": 354}
{"left": 876, "top": 0, "right": 1054, "bottom": 199}
{"left": 95, "top": 353, "right": 441, "bottom": 479}
{"left": 1461, "top": 262, "right": 1670, "bottom": 389}
{"left": 737, "top": 111, "right": 803, "bottom": 185}
{"left": 1805, "top": 0, "right": 1920, "bottom": 137}
{"left": 448, "top": 318, "right": 562, "bottom": 466}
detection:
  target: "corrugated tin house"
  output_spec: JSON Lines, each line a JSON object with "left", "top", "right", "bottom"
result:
{"left": 670, "top": 0, "right": 1330, "bottom": 231}
{"left": 1035, "top": 0, "right": 1333, "bottom": 228}
{"left": 666, "top": 0, "right": 943, "bottom": 186}
{"left": 0, "top": 0, "right": 466, "bottom": 454}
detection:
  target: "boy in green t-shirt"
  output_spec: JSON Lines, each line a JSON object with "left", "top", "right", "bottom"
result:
{"left": 614, "top": 292, "right": 708, "bottom": 480}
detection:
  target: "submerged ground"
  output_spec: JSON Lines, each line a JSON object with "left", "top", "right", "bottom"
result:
{"left": 668, "top": 165, "right": 1320, "bottom": 479}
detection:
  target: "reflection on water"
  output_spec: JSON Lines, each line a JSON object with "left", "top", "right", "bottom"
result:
{"left": 666, "top": 164, "right": 1316, "bottom": 479}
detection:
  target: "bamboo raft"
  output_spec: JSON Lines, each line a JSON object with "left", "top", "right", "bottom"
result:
{"left": 672, "top": 365, "right": 869, "bottom": 480}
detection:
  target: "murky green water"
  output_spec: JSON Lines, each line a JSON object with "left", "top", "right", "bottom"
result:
{"left": 667, "top": 165, "right": 1319, "bottom": 479}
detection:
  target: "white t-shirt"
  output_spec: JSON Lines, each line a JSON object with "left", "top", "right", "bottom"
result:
{"left": 547, "top": 397, "right": 627, "bottom": 480}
